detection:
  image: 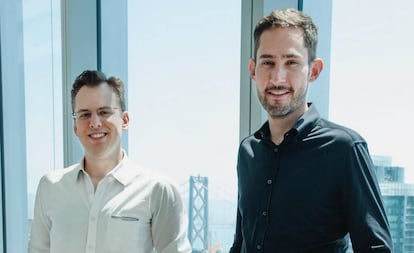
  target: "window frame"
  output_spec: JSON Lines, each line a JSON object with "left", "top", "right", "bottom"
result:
{"left": 0, "top": 0, "right": 333, "bottom": 251}
{"left": 0, "top": 0, "right": 28, "bottom": 251}
{"left": 240, "top": 0, "right": 332, "bottom": 138}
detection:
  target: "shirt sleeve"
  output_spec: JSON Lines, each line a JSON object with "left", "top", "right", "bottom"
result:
{"left": 345, "top": 141, "right": 393, "bottom": 252}
{"left": 229, "top": 199, "right": 242, "bottom": 253}
{"left": 150, "top": 180, "right": 192, "bottom": 253}
{"left": 29, "top": 176, "right": 51, "bottom": 253}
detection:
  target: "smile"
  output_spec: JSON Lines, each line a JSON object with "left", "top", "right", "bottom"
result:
{"left": 89, "top": 132, "right": 107, "bottom": 139}
{"left": 268, "top": 90, "right": 289, "bottom": 95}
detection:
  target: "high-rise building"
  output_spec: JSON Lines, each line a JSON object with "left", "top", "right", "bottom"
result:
{"left": 372, "top": 155, "right": 405, "bottom": 184}
{"left": 380, "top": 183, "right": 414, "bottom": 253}
{"left": 347, "top": 157, "right": 414, "bottom": 253}
{"left": 372, "top": 156, "right": 414, "bottom": 253}
{"left": 372, "top": 155, "right": 393, "bottom": 167}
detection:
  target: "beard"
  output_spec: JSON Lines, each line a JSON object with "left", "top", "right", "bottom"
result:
{"left": 258, "top": 84, "right": 308, "bottom": 118}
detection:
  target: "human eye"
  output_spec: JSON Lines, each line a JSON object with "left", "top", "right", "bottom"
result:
{"left": 260, "top": 60, "right": 275, "bottom": 68}
{"left": 286, "top": 60, "right": 299, "bottom": 66}
{"left": 78, "top": 111, "right": 91, "bottom": 120}
{"left": 98, "top": 109, "right": 113, "bottom": 117}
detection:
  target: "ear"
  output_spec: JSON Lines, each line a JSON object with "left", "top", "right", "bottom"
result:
{"left": 73, "top": 123, "right": 78, "bottom": 136}
{"left": 248, "top": 59, "right": 256, "bottom": 80}
{"left": 122, "top": 111, "right": 130, "bottom": 130}
{"left": 309, "top": 58, "right": 324, "bottom": 82}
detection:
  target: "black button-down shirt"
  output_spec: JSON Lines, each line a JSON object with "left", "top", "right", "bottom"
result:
{"left": 230, "top": 105, "right": 392, "bottom": 253}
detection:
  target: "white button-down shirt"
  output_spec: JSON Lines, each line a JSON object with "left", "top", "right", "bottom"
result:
{"left": 29, "top": 155, "right": 192, "bottom": 253}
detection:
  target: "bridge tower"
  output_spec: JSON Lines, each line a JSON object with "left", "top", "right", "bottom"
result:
{"left": 188, "top": 175, "right": 209, "bottom": 252}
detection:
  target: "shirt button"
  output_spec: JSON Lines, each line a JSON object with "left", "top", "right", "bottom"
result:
{"left": 262, "top": 211, "right": 267, "bottom": 216}
{"left": 88, "top": 245, "right": 94, "bottom": 250}
{"left": 257, "top": 244, "right": 261, "bottom": 250}
{"left": 91, "top": 216, "right": 96, "bottom": 221}
{"left": 267, "top": 179, "right": 272, "bottom": 185}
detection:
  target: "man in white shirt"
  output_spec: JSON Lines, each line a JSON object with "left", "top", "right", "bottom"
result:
{"left": 29, "top": 70, "right": 192, "bottom": 253}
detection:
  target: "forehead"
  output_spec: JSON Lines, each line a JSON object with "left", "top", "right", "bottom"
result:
{"left": 74, "top": 83, "right": 119, "bottom": 109}
{"left": 257, "top": 27, "right": 307, "bottom": 59}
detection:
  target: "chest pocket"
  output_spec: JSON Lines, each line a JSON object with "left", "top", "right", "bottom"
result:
{"left": 104, "top": 211, "right": 152, "bottom": 251}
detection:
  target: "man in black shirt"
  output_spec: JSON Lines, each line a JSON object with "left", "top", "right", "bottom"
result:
{"left": 229, "top": 8, "right": 392, "bottom": 253}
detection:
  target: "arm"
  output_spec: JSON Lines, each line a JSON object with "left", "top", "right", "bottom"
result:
{"left": 345, "top": 142, "right": 393, "bottom": 252}
{"left": 230, "top": 145, "right": 245, "bottom": 253}
{"left": 151, "top": 181, "right": 192, "bottom": 253}
{"left": 229, "top": 201, "right": 242, "bottom": 253}
{"left": 28, "top": 177, "right": 51, "bottom": 253}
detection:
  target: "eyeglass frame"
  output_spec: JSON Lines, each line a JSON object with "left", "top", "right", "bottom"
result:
{"left": 71, "top": 107, "right": 122, "bottom": 121}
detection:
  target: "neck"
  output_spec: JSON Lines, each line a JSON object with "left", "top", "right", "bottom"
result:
{"left": 268, "top": 104, "right": 308, "bottom": 145}
{"left": 83, "top": 149, "right": 123, "bottom": 185}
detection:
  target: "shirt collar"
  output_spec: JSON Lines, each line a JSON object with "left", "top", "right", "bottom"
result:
{"left": 111, "top": 155, "right": 142, "bottom": 186}
{"left": 254, "top": 103, "right": 321, "bottom": 143}
{"left": 75, "top": 151, "right": 141, "bottom": 186}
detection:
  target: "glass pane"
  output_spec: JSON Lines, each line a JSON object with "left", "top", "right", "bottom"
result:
{"left": 23, "top": 0, "right": 63, "bottom": 233}
{"left": 330, "top": 1, "right": 414, "bottom": 178}
{"left": 330, "top": 1, "right": 414, "bottom": 251}
{"left": 127, "top": 0, "right": 241, "bottom": 251}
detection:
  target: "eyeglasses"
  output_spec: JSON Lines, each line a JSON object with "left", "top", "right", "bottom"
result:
{"left": 72, "top": 107, "right": 121, "bottom": 120}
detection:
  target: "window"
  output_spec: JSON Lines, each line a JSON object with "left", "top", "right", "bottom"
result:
{"left": 330, "top": 0, "right": 414, "bottom": 181}
{"left": 14, "top": 0, "right": 414, "bottom": 251}
{"left": 23, "top": 0, "right": 63, "bottom": 234}
{"left": 330, "top": 0, "right": 414, "bottom": 250}
{"left": 127, "top": 0, "right": 241, "bottom": 251}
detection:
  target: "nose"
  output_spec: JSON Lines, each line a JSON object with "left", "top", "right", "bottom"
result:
{"left": 270, "top": 65, "right": 287, "bottom": 85}
{"left": 89, "top": 112, "right": 102, "bottom": 128}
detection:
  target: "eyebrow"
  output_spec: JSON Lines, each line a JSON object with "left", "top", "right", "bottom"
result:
{"left": 75, "top": 106, "right": 114, "bottom": 112}
{"left": 258, "top": 53, "right": 300, "bottom": 60}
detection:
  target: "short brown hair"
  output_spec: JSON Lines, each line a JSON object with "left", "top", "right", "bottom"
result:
{"left": 71, "top": 70, "right": 126, "bottom": 112}
{"left": 253, "top": 8, "right": 318, "bottom": 63}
